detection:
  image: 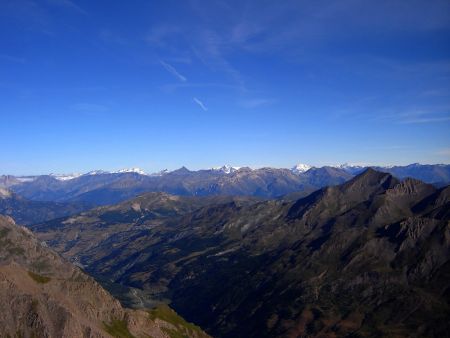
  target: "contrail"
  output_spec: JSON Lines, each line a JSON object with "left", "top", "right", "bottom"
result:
{"left": 160, "top": 60, "right": 187, "bottom": 82}
{"left": 193, "top": 97, "right": 208, "bottom": 111}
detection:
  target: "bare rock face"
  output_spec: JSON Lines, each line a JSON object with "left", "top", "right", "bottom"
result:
{"left": 0, "top": 215, "right": 209, "bottom": 338}
{"left": 0, "top": 187, "right": 12, "bottom": 198}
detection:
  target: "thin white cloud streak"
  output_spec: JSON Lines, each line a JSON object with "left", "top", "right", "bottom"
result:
{"left": 370, "top": 105, "right": 450, "bottom": 124}
{"left": 46, "top": 0, "right": 87, "bottom": 14}
{"left": 399, "top": 116, "right": 450, "bottom": 124}
{"left": 146, "top": 0, "right": 450, "bottom": 87}
{"left": 146, "top": 25, "right": 182, "bottom": 46}
{"left": 160, "top": 82, "right": 242, "bottom": 94}
{"left": 193, "top": 97, "right": 208, "bottom": 111}
{"left": 160, "top": 60, "right": 187, "bottom": 82}
{"left": 240, "top": 98, "right": 275, "bottom": 108}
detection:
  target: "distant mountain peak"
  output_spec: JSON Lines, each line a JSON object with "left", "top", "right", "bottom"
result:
{"left": 344, "top": 168, "right": 398, "bottom": 193}
{"left": 334, "top": 162, "right": 366, "bottom": 169}
{"left": 211, "top": 165, "right": 241, "bottom": 174}
{"left": 151, "top": 169, "right": 169, "bottom": 176}
{"left": 353, "top": 167, "right": 388, "bottom": 179}
{"left": 331, "top": 163, "right": 368, "bottom": 174}
{"left": 49, "top": 173, "right": 82, "bottom": 181}
{"left": 85, "top": 169, "right": 110, "bottom": 176}
{"left": 83, "top": 168, "right": 148, "bottom": 176}
{"left": 172, "top": 166, "right": 191, "bottom": 174}
{"left": 113, "top": 167, "right": 147, "bottom": 175}
{"left": 291, "top": 163, "right": 312, "bottom": 173}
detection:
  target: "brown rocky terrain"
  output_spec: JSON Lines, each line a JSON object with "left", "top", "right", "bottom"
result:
{"left": 0, "top": 215, "right": 209, "bottom": 338}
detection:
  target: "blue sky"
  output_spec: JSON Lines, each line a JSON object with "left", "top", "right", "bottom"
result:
{"left": 1, "top": 0, "right": 449, "bottom": 174}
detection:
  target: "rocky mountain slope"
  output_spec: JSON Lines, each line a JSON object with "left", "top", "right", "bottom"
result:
{"left": 32, "top": 169, "right": 450, "bottom": 337}
{"left": 0, "top": 215, "right": 209, "bottom": 338}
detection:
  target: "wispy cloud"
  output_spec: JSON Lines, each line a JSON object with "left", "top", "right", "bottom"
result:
{"left": 99, "top": 29, "right": 128, "bottom": 45}
{"left": 399, "top": 116, "right": 450, "bottom": 124}
{"left": 70, "top": 103, "right": 108, "bottom": 113}
{"left": 193, "top": 97, "right": 207, "bottom": 111}
{"left": 419, "top": 89, "right": 450, "bottom": 98}
{"left": 160, "top": 60, "right": 187, "bottom": 82}
{"left": 46, "top": 0, "right": 87, "bottom": 15}
{"left": 146, "top": 25, "right": 182, "bottom": 47}
{"left": 160, "top": 82, "right": 242, "bottom": 94}
{"left": 370, "top": 105, "right": 450, "bottom": 125}
{"left": 240, "top": 98, "right": 275, "bottom": 109}
{"left": 0, "top": 0, "right": 52, "bottom": 34}
{"left": 146, "top": 1, "right": 450, "bottom": 81}
{"left": 0, "top": 0, "right": 87, "bottom": 36}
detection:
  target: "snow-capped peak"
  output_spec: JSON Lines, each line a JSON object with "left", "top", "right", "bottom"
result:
{"left": 332, "top": 163, "right": 368, "bottom": 174}
{"left": 113, "top": 167, "right": 147, "bottom": 175}
{"left": 333, "top": 163, "right": 368, "bottom": 169}
{"left": 211, "top": 165, "right": 241, "bottom": 174}
{"left": 151, "top": 169, "right": 169, "bottom": 176}
{"left": 291, "top": 163, "right": 312, "bottom": 173}
{"left": 50, "top": 173, "right": 82, "bottom": 181}
{"left": 15, "top": 176, "right": 38, "bottom": 183}
{"left": 82, "top": 168, "right": 147, "bottom": 176}
{"left": 85, "top": 170, "right": 110, "bottom": 176}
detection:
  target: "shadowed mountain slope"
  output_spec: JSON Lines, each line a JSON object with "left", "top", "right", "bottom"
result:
{"left": 0, "top": 188, "right": 91, "bottom": 226}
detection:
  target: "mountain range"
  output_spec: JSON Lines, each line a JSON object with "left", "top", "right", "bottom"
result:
{"left": 2, "top": 163, "right": 449, "bottom": 207}
{"left": 29, "top": 169, "right": 450, "bottom": 337}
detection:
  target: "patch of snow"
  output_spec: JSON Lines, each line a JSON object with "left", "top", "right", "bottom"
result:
{"left": 291, "top": 163, "right": 312, "bottom": 174}
{"left": 333, "top": 163, "right": 369, "bottom": 170}
{"left": 211, "top": 165, "right": 241, "bottom": 174}
{"left": 15, "top": 176, "right": 37, "bottom": 183}
{"left": 85, "top": 170, "right": 110, "bottom": 176}
{"left": 113, "top": 168, "right": 147, "bottom": 175}
{"left": 406, "top": 163, "right": 422, "bottom": 167}
{"left": 150, "top": 169, "right": 169, "bottom": 176}
{"left": 50, "top": 173, "right": 82, "bottom": 181}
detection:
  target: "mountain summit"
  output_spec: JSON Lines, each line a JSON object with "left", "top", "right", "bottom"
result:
{"left": 291, "top": 163, "right": 312, "bottom": 173}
